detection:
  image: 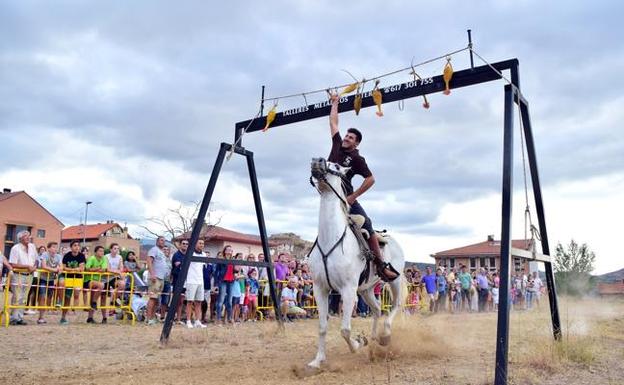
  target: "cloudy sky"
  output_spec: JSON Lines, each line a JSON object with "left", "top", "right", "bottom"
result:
{"left": 1, "top": 1, "right": 622, "bottom": 274}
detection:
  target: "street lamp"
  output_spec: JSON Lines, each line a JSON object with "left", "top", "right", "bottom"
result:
{"left": 83, "top": 201, "right": 92, "bottom": 247}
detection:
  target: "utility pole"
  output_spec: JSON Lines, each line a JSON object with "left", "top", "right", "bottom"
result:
{"left": 83, "top": 201, "right": 92, "bottom": 247}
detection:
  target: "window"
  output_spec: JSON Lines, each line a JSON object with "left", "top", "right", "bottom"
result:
{"left": 470, "top": 258, "right": 476, "bottom": 271}
{"left": 480, "top": 257, "right": 486, "bottom": 269}
{"left": 5, "top": 224, "right": 31, "bottom": 242}
{"left": 5, "top": 224, "right": 15, "bottom": 242}
{"left": 490, "top": 257, "right": 496, "bottom": 271}
{"left": 449, "top": 258, "right": 455, "bottom": 268}
{"left": 37, "top": 229, "right": 46, "bottom": 238}
{"left": 513, "top": 257, "right": 522, "bottom": 272}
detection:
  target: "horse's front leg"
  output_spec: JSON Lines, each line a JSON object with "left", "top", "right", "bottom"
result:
{"left": 339, "top": 287, "right": 365, "bottom": 353}
{"left": 308, "top": 287, "right": 329, "bottom": 368}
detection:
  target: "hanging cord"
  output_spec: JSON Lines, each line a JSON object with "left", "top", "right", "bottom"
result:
{"left": 261, "top": 46, "right": 470, "bottom": 102}
{"left": 469, "top": 47, "right": 528, "bottom": 104}
{"left": 227, "top": 108, "right": 262, "bottom": 161}
{"left": 469, "top": 48, "right": 515, "bottom": 88}
{"left": 517, "top": 95, "right": 531, "bottom": 248}
{"left": 516, "top": 95, "right": 543, "bottom": 253}
{"left": 473, "top": 46, "right": 536, "bottom": 250}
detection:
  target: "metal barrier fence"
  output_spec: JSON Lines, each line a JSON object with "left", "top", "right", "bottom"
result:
{"left": 257, "top": 280, "right": 431, "bottom": 319}
{"left": 0, "top": 273, "right": 442, "bottom": 326}
{"left": 1, "top": 269, "right": 136, "bottom": 327}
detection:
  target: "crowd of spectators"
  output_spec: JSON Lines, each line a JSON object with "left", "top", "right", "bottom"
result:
{"left": 1, "top": 231, "right": 545, "bottom": 328}
{"left": 140, "top": 236, "right": 315, "bottom": 328}
{"left": 0, "top": 230, "right": 139, "bottom": 325}
{"left": 405, "top": 264, "right": 544, "bottom": 313}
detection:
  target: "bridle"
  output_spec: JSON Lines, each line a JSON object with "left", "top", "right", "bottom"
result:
{"left": 309, "top": 157, "right": 350, "bottom": 210}
{"left": 308, "top": 157, "right": 351, "bottom": 292}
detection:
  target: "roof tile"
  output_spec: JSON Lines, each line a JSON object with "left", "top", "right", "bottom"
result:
{"left": 432, "top": 239, "right": 534, "bottom": 257}
{"left": 62, "top": 223, "right": 119, "bottom": 240}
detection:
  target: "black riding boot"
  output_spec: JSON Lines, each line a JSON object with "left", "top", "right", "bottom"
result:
{"left": 368, "top": 235, "right": 400, "bottom": 282}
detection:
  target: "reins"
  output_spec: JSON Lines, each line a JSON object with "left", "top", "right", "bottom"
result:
{"left": 308, "top": 167, "right": 353, "bottom": 292}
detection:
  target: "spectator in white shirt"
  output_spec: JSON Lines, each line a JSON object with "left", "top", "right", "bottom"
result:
{"left": 532, "top": 271, "right": 544, "bottom": 309}
{"left": 185, "top": 239, "right": 207, "bottom": 329}
{"left": 8, "top": 230, "right": 37, "bottom": 325}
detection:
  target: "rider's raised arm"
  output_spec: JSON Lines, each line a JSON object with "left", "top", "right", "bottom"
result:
{"left": 329, "top": 93, "right": 339, "bottom": 137}
{"left": 351, "top": 175, "right": 375, "bottom": 202}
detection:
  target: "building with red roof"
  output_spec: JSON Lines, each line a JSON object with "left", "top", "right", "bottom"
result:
{"left": 175, "top": 224, "right": 278, "bottom": 258}
{"left": 431, "top": 235, "right": 535, "bottom": 273}
{"left": 0, "top": 188, "right": 64, "bottom": 256}
{"left": 61, "top": 221, "right": 140, "bottom": 254}
{"left": 597, "top": 281, "right": 624, "bottom": 296}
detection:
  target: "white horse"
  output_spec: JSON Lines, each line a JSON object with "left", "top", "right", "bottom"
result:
{"left": 307, "top": 158, "right": 405, "bottom": 369}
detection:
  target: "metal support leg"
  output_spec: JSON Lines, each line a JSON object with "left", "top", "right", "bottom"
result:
{"left": 160, "top": 142, "right": 229, "bottom": 343}
{"left": 244, "top": 151, "right": 284, "bottom": 327}
{"left": 519, "top": 101, "right": 561, "bottom": 340}
{"left": 494, "top": 84, "right": 515, "bottom": 385}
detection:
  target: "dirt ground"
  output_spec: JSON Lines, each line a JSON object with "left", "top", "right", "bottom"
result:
{"left": 1, "top": 297, "right": 622, "bottom": 385}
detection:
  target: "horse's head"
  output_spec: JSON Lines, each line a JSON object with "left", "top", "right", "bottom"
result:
{"left": 310, "top": 158, "right": 349, "bottom": 198}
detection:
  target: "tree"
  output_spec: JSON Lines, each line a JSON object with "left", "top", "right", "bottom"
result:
{"left": 140, "top": 201, "right": 222, "bottom": 243}
{"left": 553, "top": 239, "right": 597, "bottom": 296}
{"left": 553, "top": 239, "right": 596, "bottom": 274}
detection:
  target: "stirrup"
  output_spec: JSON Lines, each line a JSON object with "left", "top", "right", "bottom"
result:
{"left": 376, "top": 262, "right": 400, "bottom": 282}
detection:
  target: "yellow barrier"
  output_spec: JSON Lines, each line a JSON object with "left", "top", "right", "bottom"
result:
{"left": 253, "top": 280, "right": 428, "bottom": 319}
{"left": 2, "top": 269, "right": 136, "bottom": 327}
{"left": 0, "top": 272, "right": 438, "bottom": 326}
{"left": 380, "top": 283, "right": 429, "bottom": 313}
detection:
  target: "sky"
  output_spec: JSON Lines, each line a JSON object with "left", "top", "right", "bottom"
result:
{"left": 1, "top": 1, "right": 622, "bottom": 274}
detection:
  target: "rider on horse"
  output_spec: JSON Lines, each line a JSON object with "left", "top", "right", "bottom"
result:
{"left": 327, "top": 92, "right": 400, "bottom": 282}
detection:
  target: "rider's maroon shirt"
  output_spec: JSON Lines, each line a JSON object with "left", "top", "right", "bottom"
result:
{"left": 328, "top": 132, "right": 372, "bottom": 195}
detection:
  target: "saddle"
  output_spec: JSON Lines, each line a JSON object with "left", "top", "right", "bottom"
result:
{"left": 348, "top": 214, "right": 390, "bottom": 285}
{"left": 348, "top": 214, "right": 389, "bottom": 246}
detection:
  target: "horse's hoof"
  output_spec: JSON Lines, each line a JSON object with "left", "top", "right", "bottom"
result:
{"left": 294, "top": 364, "right": 321, "bottom": 378}
{"left": 378, "top": 334, "right": 391, "bottom": 346}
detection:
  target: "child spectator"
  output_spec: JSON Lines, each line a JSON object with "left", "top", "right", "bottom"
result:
{"left": 492, "top": 279, "right": 499, "bottom": 311}
{"left": 457, "top": 265, "right": 472, "bottom": 312}
{"left": 37, "top": 242, "right": 63, "bottom": 324}
{"left": 60, "top": 240, "right": 86, "bottom": 325}
{"left": 408, "top": 283, "right": 419, "bottom": 314}
{"left": 201, "top": 254, "right": 214, "bottom": 324}
{"left": 185, "top": 240, "right": 207, "bottom": 329}
{"left": 246, "top": 269, "right": 259, "bottom": 321}
{"left": 435, "top": 268, "right": 447, "bottom": 312}
{"left": 84, "top": 245, "right": 108, "bottom": 324}
{"left": 230, "top": 254, "right": 244, "bottom": 323}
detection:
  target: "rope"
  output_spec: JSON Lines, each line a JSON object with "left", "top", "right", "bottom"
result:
{"left": 227, "top": 108, "right": 261, "bottom": 161}
{"left": 471, "top": 46, "right": 537, "bottom": 250}
{"left": 469, "top": 48, "right": 516, "bottom": 88}
{"left": 261, "top": 46, "right": 471, "bottom": 102}
{"left": 517, "top": 94, "right": 532, "bottom": 249}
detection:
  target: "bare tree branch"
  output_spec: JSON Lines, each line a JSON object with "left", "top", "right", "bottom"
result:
{"left": 140, "top": 201, "right": 221, "bottom": 243}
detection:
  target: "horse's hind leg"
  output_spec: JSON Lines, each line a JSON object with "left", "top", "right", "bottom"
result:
{"left": 360, "top": 287, "right": 381, "bottom": 341}
{"left": 339, "top": 287, "right": 365, "bottom": 353}
{"left": 380, "top": 278, "right": 403, "bottom": 345}
{"left": 308, "top": 287, "right": 329, "bottom": 369}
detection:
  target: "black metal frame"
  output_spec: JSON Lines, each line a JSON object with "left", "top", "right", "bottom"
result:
{"left": 160, "top": 56, "right": 561, "bottom": 385}
{"left": 160, "top": 143, "right": 284, "bottom": 342}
